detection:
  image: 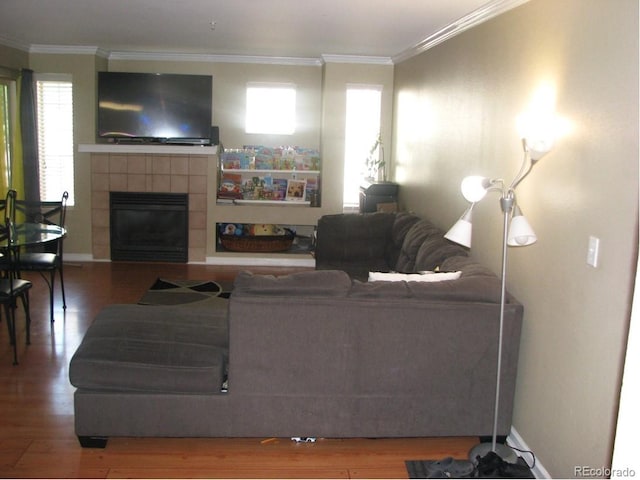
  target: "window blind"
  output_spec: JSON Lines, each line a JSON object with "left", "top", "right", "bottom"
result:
{"left": 36, "top": 79, "right": 74, "bottom": 204}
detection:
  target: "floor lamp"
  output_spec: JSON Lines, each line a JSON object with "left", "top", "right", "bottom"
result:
{"left": 444, "top": 137, "right": 552, "bottom": 463}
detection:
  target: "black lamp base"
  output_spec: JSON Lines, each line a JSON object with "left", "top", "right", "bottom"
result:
{"left": 469, "top": 442, "right": 518, "bottom": 465}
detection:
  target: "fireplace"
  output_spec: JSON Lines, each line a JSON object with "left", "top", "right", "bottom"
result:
{"left": 110, "top": 192, "right": 189, "bottom": 263}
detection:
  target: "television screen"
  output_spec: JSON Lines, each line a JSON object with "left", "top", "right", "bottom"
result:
{"left": 97, "top": 72, "right": 213, "bottom": 144}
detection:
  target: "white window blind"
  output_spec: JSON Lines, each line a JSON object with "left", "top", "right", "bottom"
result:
{"left": 36, "top": 76, "right": 74, "bottom": 205}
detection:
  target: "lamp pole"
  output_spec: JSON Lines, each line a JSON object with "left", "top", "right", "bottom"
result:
{"left": 445, "top": 137, "right": 554, "bottom": 464}
{"left": 468, "top": 191, "right": 518, "bottom": 463}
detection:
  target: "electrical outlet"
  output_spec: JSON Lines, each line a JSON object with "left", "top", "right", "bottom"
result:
{"left": 587, "top": 236, "right": 600, "bottom": 268}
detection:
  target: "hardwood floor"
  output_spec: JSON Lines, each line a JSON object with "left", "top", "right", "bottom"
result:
{"left": 0, "top": 261, "right": 477, "bottom": 478}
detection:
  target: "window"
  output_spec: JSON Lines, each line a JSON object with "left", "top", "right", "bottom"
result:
{"left": 36, "top": 75, "right": 74, "bottom": 205}
{"left": 343, "top": 85, "right": 382, "bottom": 210}
{"left": 245, "top": 83, "right": 296, "bottom": 135}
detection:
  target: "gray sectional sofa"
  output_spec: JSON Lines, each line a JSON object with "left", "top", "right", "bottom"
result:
{"left": 69, "top": 212, "right": 523, "bottom": 447}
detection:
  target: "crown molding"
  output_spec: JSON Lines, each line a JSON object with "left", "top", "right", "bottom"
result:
{"left": 29, "top": 44, "right": 110, "bottom": 58}
{"left": 108, "top": 51, "right": 323, "bottom": 66}
{"left": 0, "top": 35, "right": 30, "bottom": 52}
{"left": 321, "top": 54, "right": 393, "bottom": 66}
{"left": 393, "top": 0, "right": 531, "bottom": 63}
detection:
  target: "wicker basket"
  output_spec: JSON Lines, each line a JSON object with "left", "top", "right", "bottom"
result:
{"left": 219, "top": 232, "right": 295, "bottom": 252}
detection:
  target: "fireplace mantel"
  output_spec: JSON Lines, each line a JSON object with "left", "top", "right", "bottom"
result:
{"left": 79, "top": 143, "right": 218, "bottom": 156}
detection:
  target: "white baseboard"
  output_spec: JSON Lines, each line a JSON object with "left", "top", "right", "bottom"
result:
{"left": 63, "top": 254, "right": 316, "bottom": 268}
{"left": 508, "top": 427, "right": 551, "bottom": 479}
{"left": 63, "top": 253, "right": 96, "bottom": 263}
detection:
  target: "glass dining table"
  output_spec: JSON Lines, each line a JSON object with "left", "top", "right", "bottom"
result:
{"left": 4, "top": 222, "right": 67, "bottom": 248}
{"left": 1, "top": 222, "right": 66, "bottom": 364}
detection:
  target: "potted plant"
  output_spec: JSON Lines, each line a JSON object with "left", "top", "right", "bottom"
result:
{"left": 365, "top": 134, "right": 386, "bottom": 182}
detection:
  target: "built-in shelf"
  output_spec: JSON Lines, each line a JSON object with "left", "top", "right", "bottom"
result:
{"left": 223, "top": 169, "right": 320, "bottom": 175}
{"left": 78, "top": 143, "right": 219, "bottom": 155}
{"left": 230, "top": 199, "right": 311, "bottom": 206}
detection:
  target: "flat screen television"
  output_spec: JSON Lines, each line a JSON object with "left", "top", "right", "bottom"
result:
{"left": 97, "top": 72, "right": 213, "bottom": 145}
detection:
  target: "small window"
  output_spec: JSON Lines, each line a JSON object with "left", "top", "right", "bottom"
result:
{"left": 36, "top": 75, "right": 74, "bottom": 205}
{"left": 343, "top": 85, "right": 382, "bottom": 210}
{"left": 245, "top": 83, "right": 296, "bottom": 135}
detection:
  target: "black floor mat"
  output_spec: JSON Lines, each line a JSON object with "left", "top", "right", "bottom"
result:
{"left": 406, "top": 457, "right": 534, "bottom": 479}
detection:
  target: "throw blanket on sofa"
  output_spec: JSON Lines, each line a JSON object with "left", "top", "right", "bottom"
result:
{"left": 368, "top": 271, "right": 462, "bottom": 282}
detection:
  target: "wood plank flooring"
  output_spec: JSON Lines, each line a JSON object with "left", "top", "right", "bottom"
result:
{"left": 0, "top": 261, "right": 477, "bottom": 478}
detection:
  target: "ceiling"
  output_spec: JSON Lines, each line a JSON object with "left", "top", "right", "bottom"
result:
{"left": 0, "top": 0, "right": 517, "bottom": 62}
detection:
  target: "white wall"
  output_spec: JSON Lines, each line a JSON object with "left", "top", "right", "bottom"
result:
{"left": 392, "top": 0, "right": 638, "bottom": 477}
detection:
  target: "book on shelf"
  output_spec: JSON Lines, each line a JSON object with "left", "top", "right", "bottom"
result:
{"left": 218, "top": 172, "right": 243, "bottom": 199}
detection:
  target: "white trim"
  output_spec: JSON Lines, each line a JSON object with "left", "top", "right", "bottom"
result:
{"left": 233, "top": 200, "right": 311, "bottom": 207}
{"left": 393, "top": 0, "right": 531, "bottom": 63}
{"left": 78, "top": 143, "right": 218, "bottom": 155}
{"left": 34, "top": 72, "right": 73, "bottom": 82}
{"left": 346, "top": 83, "right": 383, "bottom": 92}
{"left": 108, "top": 51, "right": 323, "bottom": 67}
{"left": 0, "top": 35, "right": 30, "bottom": 52}
{"left": 29, "top": 44, "right": 109, "bottom": 57}
{"left": 64, "top": 254, "right": 315, "bottom": 267}
{"left": 205, "top": 255, "right": 315, "bottom": 267}
{"left": 508, "top": 427, "right": 552, "bottom": 479}
{"left": 63, "top": 253, "right": 98, "bottom": 263}
{"left": 322, "top": 54, "right": 393, "bottom": 66}
{"left": 247, "top": 81, "right": 297, "bottom": 90}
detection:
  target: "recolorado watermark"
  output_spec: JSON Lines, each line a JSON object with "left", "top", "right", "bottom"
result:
{"left": 575, "top": 465, "right": 636, "bottom": 478}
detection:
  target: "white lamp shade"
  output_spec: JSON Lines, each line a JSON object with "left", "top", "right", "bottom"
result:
{"left": 507, "top": 211, "right": 537, "bottom": 246}
{"left": 445, "top": 218, "right": 472, "bottom": 248}
{"left": 445, "top": 206, "right": 473, "bottom": 248}
{"left": 526, "top": 137, "right": 554, "bottom": 161}
{"left": 461, "top": 176, "right": 491, "bottom": 202}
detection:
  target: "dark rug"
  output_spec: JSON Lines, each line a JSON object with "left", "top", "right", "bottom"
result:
{"left": 138, "top": 278, "right": 233, "bottom": 306}
{"left": 406, "top": 456, "right": 534, "bottom": 479}
{"left": 405, "top": 459, "right": 474, "bottom": 479}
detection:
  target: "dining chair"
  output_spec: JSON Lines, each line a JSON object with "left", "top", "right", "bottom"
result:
{"left": 0, "top": 189, "right": 16, "bottom": 273}
{"left": 14, "top": 191, "right": 68, "bottom": 324}
{"left": 0, "top": 191, "right": 33, "bottom": 365}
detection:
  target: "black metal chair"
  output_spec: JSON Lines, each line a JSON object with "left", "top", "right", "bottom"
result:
{"left": 14, "top": 191, "right": 68, "bottom": 323}
{"left": 0, "top": 189, "right": 16, "bottom": 273}
{"left": 0, "top": 191, "right": 33, "bottom": 365}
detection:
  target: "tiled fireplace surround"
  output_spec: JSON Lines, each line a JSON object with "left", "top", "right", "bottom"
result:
{"left": 90, "top": 151, "right": 215, "bottom": 263}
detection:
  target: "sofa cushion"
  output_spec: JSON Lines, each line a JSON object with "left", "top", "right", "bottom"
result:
{"left": 69, "top": 304, "right": 228, "bottom": 394}
{"left": 406, "top": 276, "right": 502, "bottom": 303}
{"left": 316, "top": 212, "right": 396, "bottom": 264}
{"left": 233, "top": 269, "right": 352, "bottom": 297}
{"left": 394, "top": 219, "right": 443, "bottom": 272}
{"left": 394, "top": 218, "right": 468, "bottom": 273}
{"left": 349, "top": 275, "right": 501, "bottom": 303}
{"left": 440, "top": 255, "right": 497, "bottom": 278}
{"left": 314, "top": 259, "right": 391, "bottom": 282}
{"left": 385, "top": 212, "right": 421, "bottom": 267}
{"left": 414, "top": 236, "right": 468, "bottom": 271}
{"left": 349, "top": 280, "right": 412, "bottom": 298}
